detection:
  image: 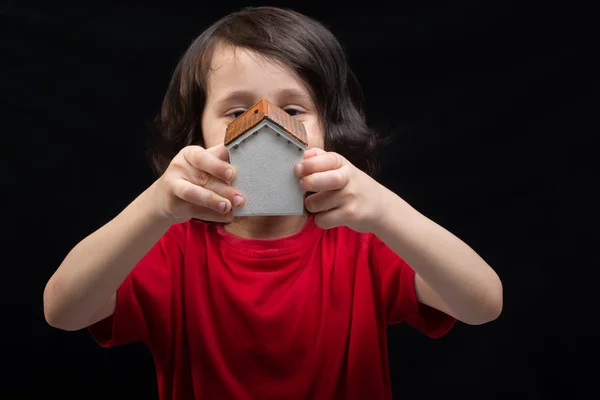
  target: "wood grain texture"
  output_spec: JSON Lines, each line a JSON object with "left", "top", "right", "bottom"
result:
{"left": 224, "top": 98, "right": 308, "bottom": 146}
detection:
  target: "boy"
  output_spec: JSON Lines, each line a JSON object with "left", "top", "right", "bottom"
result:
{"left": 44, "top": 6, "right": 502, "bottom": 400}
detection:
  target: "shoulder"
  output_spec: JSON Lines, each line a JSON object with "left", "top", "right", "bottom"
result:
{"left": 159, "top": 220, "right": 191, "bottom": 254}
{"left": 162, "top": 218, "right": 222, "bottom": 256}
{"left": 333, "top": 224, "right": 377, "bottom": 244}
{"left": 331, "top": 228, "right": 410, "bottom": 276}
{"left": 321, "top": 224, "right": 376, "bottom": 255}
{"left": 125, "top": 220, "right": 207, "bottom": 289}
{"left": 134, "top": 220, "right": 200, "bottom": 271}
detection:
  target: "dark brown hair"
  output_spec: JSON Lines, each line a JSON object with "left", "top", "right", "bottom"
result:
{"left": 149, "top": 6, "right": 387, "bottom": 177}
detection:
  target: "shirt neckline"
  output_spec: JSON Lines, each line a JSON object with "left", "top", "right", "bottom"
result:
{"left": 211, "top": 215, "right": 321, "bottom": 258}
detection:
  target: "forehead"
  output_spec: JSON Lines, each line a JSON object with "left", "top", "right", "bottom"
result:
{"left": 205, "top": 43, "right": 313, "bottom": 105}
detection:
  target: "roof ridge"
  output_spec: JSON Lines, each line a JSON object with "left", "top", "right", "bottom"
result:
{"left": 224, "top": 98, "right": 308, "bottom": 146}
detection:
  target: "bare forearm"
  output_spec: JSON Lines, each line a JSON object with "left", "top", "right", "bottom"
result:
{"left": 43, "top": 182, "right": 172, "bottom": 330}
{"left": 373, "top": 189, "right": 502, "bottom": 324}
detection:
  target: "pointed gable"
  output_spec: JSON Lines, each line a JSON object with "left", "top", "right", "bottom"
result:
{"left": 224, "top": 98, "right": 308, "bottom": 147}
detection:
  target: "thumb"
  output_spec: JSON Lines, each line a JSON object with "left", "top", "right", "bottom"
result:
{"left": 206, "top": 142, "right": 230, "bottom": 162}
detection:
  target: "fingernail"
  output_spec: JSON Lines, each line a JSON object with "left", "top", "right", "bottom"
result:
{"left": 224, "top": 169, "right": 233, "bottom": 181}
{"left": 295, "top": 163, "right": 304, "bottom": 175}
{"left": 233, "top": 195, "right": 243, "bottom": 207}
{"left": 218, "top": 201, "right": 227, "bottom": 212}
{"left": 299, "top": 179, "right": 304, "bottom": 189}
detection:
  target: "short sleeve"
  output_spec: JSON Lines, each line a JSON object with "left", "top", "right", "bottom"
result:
{"left": 370, "top": 235, "right": 455, "bottom": 338}
{"left": 88, "top": 223, "right": 186, "bottom": 347}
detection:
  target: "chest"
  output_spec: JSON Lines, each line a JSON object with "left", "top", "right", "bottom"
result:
{"left": 201, "top": 255, "right": 355, "bottom": 344}
{"left": 153, "top": 239, "right": 388, "bottom": 399}
{"left": 189, "top": 250, "right": 368, "bottom": 367}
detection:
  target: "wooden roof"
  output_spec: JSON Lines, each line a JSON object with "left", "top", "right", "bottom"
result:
{"left": 224, "top": 98, "right": 308, "bottom": 147}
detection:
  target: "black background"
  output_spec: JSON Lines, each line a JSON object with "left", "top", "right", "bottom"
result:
{"left": 2, "top": 0, "right": 597, "bottom": 398}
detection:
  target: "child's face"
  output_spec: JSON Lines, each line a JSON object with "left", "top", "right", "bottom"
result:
{"left": 201, "top": 43, "right": 325, "bottom": 150}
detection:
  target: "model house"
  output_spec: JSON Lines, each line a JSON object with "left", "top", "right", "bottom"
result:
{"left": 224, "top": 98, "right": 309, "bottom": 216}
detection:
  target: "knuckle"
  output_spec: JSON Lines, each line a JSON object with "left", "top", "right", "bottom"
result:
{"left": 163, "top": 177, "right": 178, "bottom": 196}
{"left": 343, "top": 203, "right": 357, "bottom": 220}
{"left": 182, "top": 145, "right": 204, "bottom": 164}
{"left": 345, "top": 187, "right": 357, "bottom": 201}
{"left": 177, "top": 182, "right": 193, "bottom": 201}
{"left": 176, "top": 147, "right": 187, "bottom": 159}
{"left": 303, "top": 176, "right": 313, "bottom": 191}
{"left": 186, "top": 144, "right": 203, "bottom": 153}
{"left": 342, "top": 208, "right": 353, "bottom": 222}
{"left": 333, "top": 170, "right": 345, "bottom": 187}
{"left": 194, "top": 147, "right": 206, "bottom": 165}
{"left": 210, "top": 184, "right": 228, "bottom": 199}
{"left": 179, "top": 146, "right": 192, "bottom": 162}
{"left": 196, "top": 171, "right": 212, "bottom": 187}
{"left": 170, "top": 155, "right": 185, "bottom": 170}
{"left": 205, "top": 190, "right": 220, "bottom": 208}
{"left": 334, "top": 152, "right": 344, "bottom": 167}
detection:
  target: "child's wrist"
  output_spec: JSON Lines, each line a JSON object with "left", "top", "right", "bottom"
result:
{"left": 140, "top": 181, "right": 177, "bottom": 228}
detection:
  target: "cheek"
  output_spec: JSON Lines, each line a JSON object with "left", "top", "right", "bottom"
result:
{"left": 304, "top": 120, "right": 325, "bottom": 149}
{"left": 200, "top": 119, "right": 227, "bottom": 149}
{"left": 203, "top": 133, "right": 223, "bottom": 149}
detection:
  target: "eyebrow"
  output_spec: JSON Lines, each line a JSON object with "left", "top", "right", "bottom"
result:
{"left": 215, "top": 88, "right": 313, "bottom": 109}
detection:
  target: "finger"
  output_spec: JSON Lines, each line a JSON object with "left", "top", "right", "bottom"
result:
{"left": 173, "top": 179, "right": 233, "bottom": 213}
{"left": 203, "top": 179, "right": 246, "bottom": 209}
{"left": 206, "top": 142, "right": 230, "bottom": 162}
{"left": 304, "top": 190, "right": 343, "bottom": 214}
{"left": 182, "top": 145, "right": 236, "bottom": 183}
{"left": 296, "top": 151, "right": 345, "bottom": 177}
{"left": 304, "top": 147, "right": 326, "bottom": 159}
{"left": 313, "top": 208, "right": 345, "bottom": 230}
{"left": 300, "top": 166, "right": 349, "bottom": 192}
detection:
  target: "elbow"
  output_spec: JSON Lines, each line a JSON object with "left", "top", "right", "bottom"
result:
{"left": 468, "top": 278, "right": 504, "bottom": 325}
{"left": 43, "top": 280, "right": 63, "bottom": 329}
{"left": 481, "top": 293, "right": 503, "bottom": 324}
{"left": 44, "top": 308, "right": 71, "bottom": 331}
{"left": 487, "top": 275, "right": 504, "bottom": 321}
{"left": 43, "top": 279, "right": 81, "bottom": 332}
{"left": 462, "top": 301, "right": 502, "bottom": 326}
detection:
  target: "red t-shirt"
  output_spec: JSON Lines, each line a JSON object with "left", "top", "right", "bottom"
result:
{"left": 89, "top": 215, "right": 455, "bottom": 399}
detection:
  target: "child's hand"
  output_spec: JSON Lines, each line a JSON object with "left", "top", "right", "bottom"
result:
{"left": 295, "top": 148, "right": 386, "bottom": 232}
{"left": 151, "top": 144, "right": 245, "bottom": 224}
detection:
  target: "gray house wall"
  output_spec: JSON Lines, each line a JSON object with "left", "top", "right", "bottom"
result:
{"left": 227, "top": 120, "right": 307, "bottom": 216}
